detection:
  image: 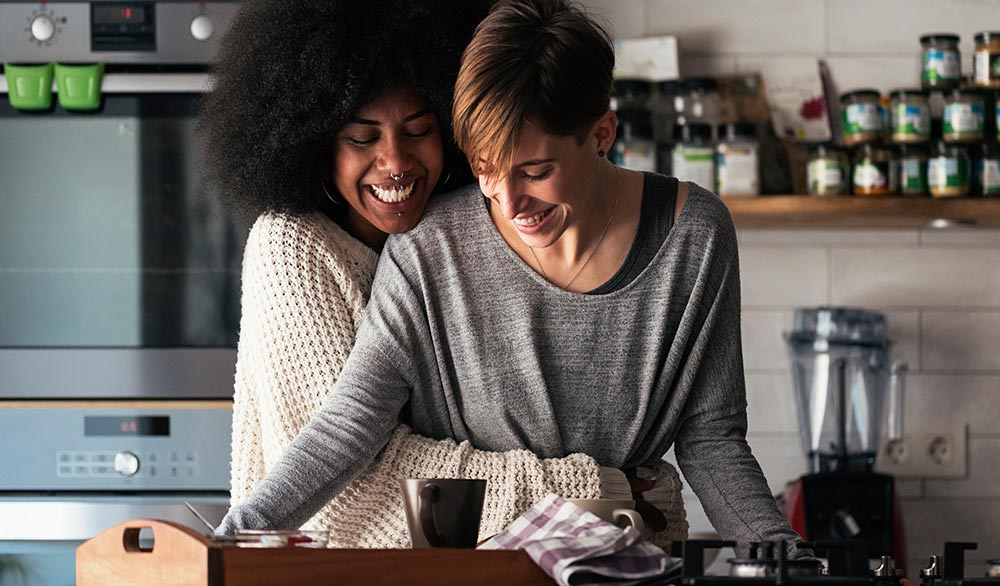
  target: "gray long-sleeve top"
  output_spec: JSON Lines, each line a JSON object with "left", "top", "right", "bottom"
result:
{"left": 218, "top": 178, "right": 801, "bottom": 547}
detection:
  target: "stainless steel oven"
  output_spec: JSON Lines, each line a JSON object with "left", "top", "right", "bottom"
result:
{"left": 1, "top": 2, "right": 244, "bottom": 584}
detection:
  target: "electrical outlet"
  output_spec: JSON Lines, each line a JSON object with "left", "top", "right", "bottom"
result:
{"left": 875, "top": 425, "right": 967, "bottom": 478}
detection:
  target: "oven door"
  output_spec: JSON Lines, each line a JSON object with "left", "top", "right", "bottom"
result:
{"left": 0, "top": 74, "right": 248, "bottom": 400}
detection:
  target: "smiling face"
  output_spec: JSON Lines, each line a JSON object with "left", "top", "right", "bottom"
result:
{"left": 331, "top": 85, "right": 443, "bottom": 249}
{"left": 478, "top": 114, "right": 615, "bottom": 250}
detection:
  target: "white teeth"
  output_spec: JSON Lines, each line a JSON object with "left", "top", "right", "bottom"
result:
{"left": 369, "top": 182, "right": 415, "bottom": 203}
{"left": 514, "top": 209, "right": 549, "bottom": 226}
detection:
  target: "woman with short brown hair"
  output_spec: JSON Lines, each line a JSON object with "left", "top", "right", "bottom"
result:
{"left": 219, "top": 0, "right": 804, "bottom": 555}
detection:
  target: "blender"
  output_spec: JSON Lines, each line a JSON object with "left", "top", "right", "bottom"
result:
{"left": 779, "top": 307, "right": 907, "bottom": 565}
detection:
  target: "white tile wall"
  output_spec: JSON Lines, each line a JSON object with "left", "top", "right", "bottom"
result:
{"left": 646, "top": 0, "right": 827, "bottom": 55}
{"left": 740, "top": 246, "right": 829, "bottom": 306}
{"left": 923, "top": 311, "right": 1000, "bottom": 371}
{"left": 823, "top": 56, "right": 922, "bottom": 94}
{"left": 580, "top": 0, "right": 1000, "bottom": 553}
{"left": 831, "top": 248, "right": 1000, "bottom": 307}
{"left": 826, "top": 0, "right": 1000, "bottom": 55}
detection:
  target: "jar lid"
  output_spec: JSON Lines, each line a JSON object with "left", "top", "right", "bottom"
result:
{"left": 948, "top": 88, "right": 986, "bottom": 99}
{"left": 857, "top": 142, "right": 891, "bottom": 155}
{"left": 895, "top": 143, "right": 928, "bottom": 157}
{"left": 809, "top": 142, "right": 842, "bottom": 156}
{"left": 673, "top": 122, "right": 713, "bottom": 142}
{"left": 656, "top": 79, "right": 683, "bottom": 93}
{"left": 719, "top": 122, "right": 756, "bottom": 140}
{"left": 920, "top": 33, "right": 960, "bottom": 44}
{"left": 889, "top": 88, "right": 928, "bottom": 99}
{"left": 617, "top": 113, "right": 654, "bottom": 139}
{"left": 974, "top": 31, "right": 1000, "bottom": 44}
{"left": 840, "top": 89, "right": 881, "bottom": 102}
{"left": 931, "top": 140, "right": 967, "bottom": 155}
{"left": 613, "top": 79, "right": 652, "bottom": 97}
{"left": 786, "top": 307, "right": 890, "bottom": 348}
{"left": 677, "top": 77, "right": 718, "bottom": 92}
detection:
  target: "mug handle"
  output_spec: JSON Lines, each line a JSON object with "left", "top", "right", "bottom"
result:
{"left": 419, "top": 484, "right": 446, "bottom": 547}
{"left": 612, "top": 508, "right": 645, "bottom": 534}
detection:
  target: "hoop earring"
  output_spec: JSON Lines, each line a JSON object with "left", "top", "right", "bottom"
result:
{"left": 320, "top": 177, "right": 342, "bottom": 205}
{"left": 439, "top": 166, "right": 453, "bottom": 190}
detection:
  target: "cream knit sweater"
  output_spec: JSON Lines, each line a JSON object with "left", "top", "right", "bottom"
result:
{"left": 230, "top": 212, "right": 687, "bottom": 547}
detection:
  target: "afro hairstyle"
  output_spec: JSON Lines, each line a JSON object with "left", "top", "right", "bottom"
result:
{"left": 198, "top": 0, "right": 491, "bottom": 220}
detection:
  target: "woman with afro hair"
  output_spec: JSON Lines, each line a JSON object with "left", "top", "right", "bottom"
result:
{"left": 200, "top": 0, "right": 613, "bottom": 548}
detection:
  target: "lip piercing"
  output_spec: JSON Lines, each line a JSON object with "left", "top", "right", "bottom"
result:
{"left": 390, "top": 173, "right": 403, "bottom": 181}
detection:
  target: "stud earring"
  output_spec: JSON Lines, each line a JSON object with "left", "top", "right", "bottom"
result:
{"left": 598, "top": 150, "right": 605, "bottom": 158}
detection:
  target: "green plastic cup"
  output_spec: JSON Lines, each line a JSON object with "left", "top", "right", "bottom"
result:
{"left": 54, "top": 62, "right": 104, "bottom": 111}
{"left": 4, "top": 62, "right": 55, "bottom": 110}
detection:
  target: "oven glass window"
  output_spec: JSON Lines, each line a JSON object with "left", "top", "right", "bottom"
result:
{"left": 0, "top": 95, "right": 248, "bottom": 347}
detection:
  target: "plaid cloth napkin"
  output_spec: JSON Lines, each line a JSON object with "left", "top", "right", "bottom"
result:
{"left": 479, "top": 494, "right": 679, "bottom": 586}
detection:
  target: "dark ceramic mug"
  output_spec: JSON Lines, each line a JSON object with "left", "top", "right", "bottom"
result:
{"left": 400, "top": 479, "right": 486, "bottom": 548}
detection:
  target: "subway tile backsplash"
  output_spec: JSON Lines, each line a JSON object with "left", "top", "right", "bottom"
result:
{"left": 580, "top": 0, "right": 1000, "bottom": 563}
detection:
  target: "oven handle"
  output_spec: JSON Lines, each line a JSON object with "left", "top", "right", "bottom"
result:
{"left": 0, "top": 496, "right": 229, "bottom": 540}
{"left": 0, "top": 73, "right": 212, "bottom": 95}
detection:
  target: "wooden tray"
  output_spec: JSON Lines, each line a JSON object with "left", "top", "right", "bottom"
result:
{"left": 76, "top": 519, "right": 555, "bottom": 586}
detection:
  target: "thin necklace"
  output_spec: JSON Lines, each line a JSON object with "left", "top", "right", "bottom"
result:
{"left": 529, "top": 165, "right": 622, "bottom": 290}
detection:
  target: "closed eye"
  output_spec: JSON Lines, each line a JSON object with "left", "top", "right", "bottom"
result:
{"left": 521, "top": 169, "right": 552, "bottom": 181}
{"left": 405, "top": 127, "right": 433, "bottom": 138}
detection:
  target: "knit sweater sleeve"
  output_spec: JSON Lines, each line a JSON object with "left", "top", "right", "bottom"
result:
{"left": 670, "top": 206, "right": 803, "bottom": 554}
{"left": 227, "top": 213, "right": 375, "bottom": 518}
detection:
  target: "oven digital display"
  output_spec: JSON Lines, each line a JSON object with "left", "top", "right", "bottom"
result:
{"left": 93, "top": 4, "right": 148, "bottom": 25}
{"left": 84, "top": 416, "right": 169, "bottom": 436}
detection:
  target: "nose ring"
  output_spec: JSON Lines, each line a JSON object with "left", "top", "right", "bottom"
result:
{"left": 390, "top": 172, "right": 404, "bottom": 182}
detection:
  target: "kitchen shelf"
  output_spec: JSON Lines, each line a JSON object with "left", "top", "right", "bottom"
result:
{"left": 722, "top": 196, "right": 1000, "bottom": 229}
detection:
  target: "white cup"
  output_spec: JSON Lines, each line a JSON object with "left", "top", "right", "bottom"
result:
{"left": 566, "top": 499, "right": 644, "bottom": 533}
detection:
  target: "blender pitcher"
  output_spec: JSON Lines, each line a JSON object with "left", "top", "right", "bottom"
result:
{"left": 785, "top": 307, "right": 907, "bottom": 473}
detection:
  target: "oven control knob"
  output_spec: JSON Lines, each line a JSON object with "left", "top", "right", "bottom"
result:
{"left": 190, "top": 14, "right": 214, "bottom": 41}
{"left": 30, "top": 14, "right": 57, "bottom": 43}
{"left": 114, "top": 451, "right": 140, "bottom": 477}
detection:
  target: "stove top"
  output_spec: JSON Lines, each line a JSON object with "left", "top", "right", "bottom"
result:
{"left": 666, "top": 540, "right": 999, "bottom": 586}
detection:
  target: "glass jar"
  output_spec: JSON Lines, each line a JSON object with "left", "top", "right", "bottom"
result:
{"left": 652, "top": 79, "right": 682, "bottom": 146}
{"left": 840, "top": 90, "right": 884, "bottom": 146}
{"left": 715, "top": 123, "right": 759, "bottom": 197}
{"left": 972, "top": 142, "right": 1000, "bottom": 196}
{"left": 611, "top": 79, "right": 652, "bottom": 113}
{"left": 672, "top": 78, "right": 723, "bottom": 139}
{"left": 889, "top": 89, "right": 930, "bottom": 143}
{"left": 852, "top": 144, "right": 896, "bottom": 196}
{"left": 671, "top": 123, "right": 715, "bottom": 189}
{"left": 942, "top": 90, "right": 985, "bottom": 142}
{"left": 807, "top": 143, "right": 849, "bottom": 196}
{"left": 920, "top": 34, "right": 962, "bottom": 90}
{"left": 928, "top": 141, "right": 971, "bottom": 198}
{"left": 611, "top": 110, "right": 657, "bottom": 173}
{"left": 895, "top": 144, "right": 928, "bottom": 196}
{"left": 973, "top": 31, "right": 1000, "bottom": 88}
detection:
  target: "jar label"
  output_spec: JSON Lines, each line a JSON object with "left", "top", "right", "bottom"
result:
{"left": 672, "top": 146, "right": 715, "bottom": 190}
{"left": 853, "top": 161, "right": 888, "bottom": 189}
{"left": 622, "top": 145, "right": 657, "bottom": 173}
{"left": 901, "top": 159, "right": 927, "bottom": 192}
{"left": 974, "top": 50, "right": 1000, "bottom": 85}
{"left": 943, "top": 103, "right": 985, "bottom": 135}
{"left": 842, "top": 103, "right": 883, "bottom": 136}
{"left": 928, "top": 156, "right": 969, "bottom": 188}
{"left": 715, "top": 145, "right": 759, "bottom": 195}
{"left": 923, "top": 49, "right": 961, "bottom": 82}
{"left": 891, "top": 104, "right": 930, "bottom": 139}
{"left": 807, "top": 160, "right": 844, "bottom": 194}
{"left": 977, "top": 159, "right": 1000, "bottom": 195}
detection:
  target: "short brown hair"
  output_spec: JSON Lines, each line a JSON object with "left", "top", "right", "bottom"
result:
{"left": 452, "top": 0, "right": 614, "bottom": 178}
